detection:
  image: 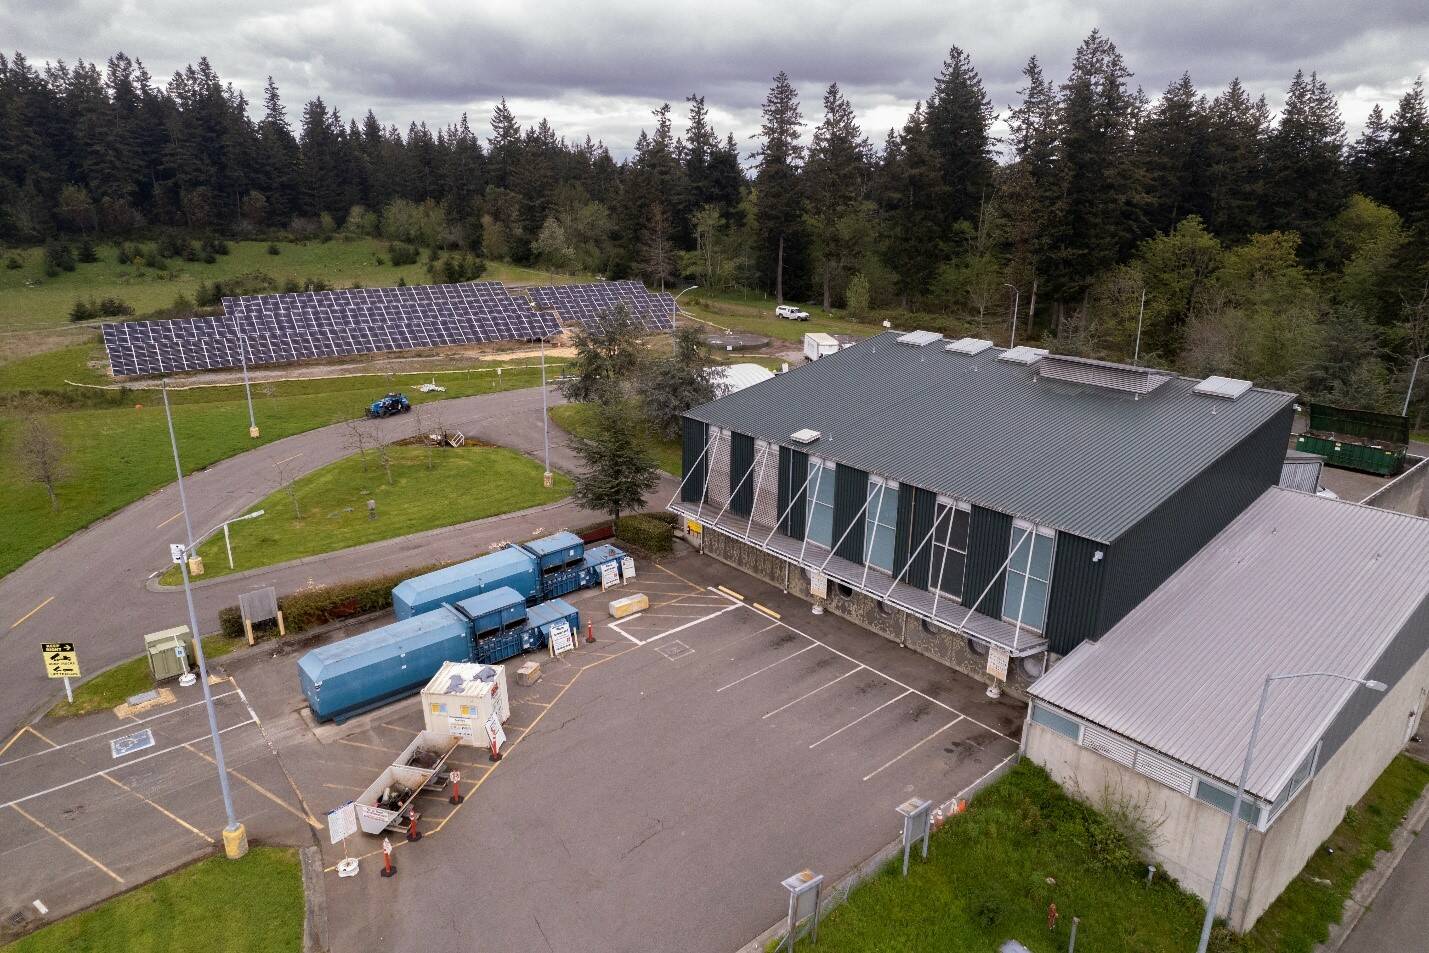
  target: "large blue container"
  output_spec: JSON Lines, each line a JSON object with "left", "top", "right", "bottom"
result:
{"left": 392, "top": 548, "right": 539, "bottom": 620}
{"left": 518, "top": 531, "right": 585, "bottom": 573}
{"left": 472, "top": 598, "right": 580, "bottom": 665}
{"left": 527, "top": 598, "right": 580, "bottom": 643}
{"left": 452, "top": 586, "right": 527, "bottom": 638}
{"left": 298, "top": 607, "right": 472, "bottom": 723}
{"left": 579, "top": 544, "right": 626, "bottom": 590}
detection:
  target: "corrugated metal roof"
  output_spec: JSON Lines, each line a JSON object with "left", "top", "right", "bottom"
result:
{"left": 1279, "top": 451, "right": 1324, "bottom": 494}
{"left": 1031, "top": 488, "right": 1429, "bottom": 800}
{"left": 686, "top": 332, "right": 1294, "bottom": 542}
{"left": 711, "top": 362, "right": 776, "bottom": 397}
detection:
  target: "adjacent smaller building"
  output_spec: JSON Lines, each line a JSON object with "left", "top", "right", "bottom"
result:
{"left": 1024, "top": 487, "right": 1429, "bottom": 930}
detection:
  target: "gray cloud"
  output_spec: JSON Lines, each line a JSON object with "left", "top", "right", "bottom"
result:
{"left": 4, "top": 0, "right": 1425, "bottom": 156}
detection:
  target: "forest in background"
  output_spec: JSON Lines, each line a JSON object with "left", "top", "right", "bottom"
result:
{"left": 1, "top": 31, "right": 1427, "bottom": 417}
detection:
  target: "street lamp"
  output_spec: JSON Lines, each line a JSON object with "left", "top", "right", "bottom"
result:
{"left": 192, "top": 509, "right": 266, "bottom": 570}
{"left": 539, "top": 332, "right": 552, "bottom": 488}
{"left": 672, "top": 285, "right": 698, "bottom": 321}
{"left": 1003, "top": 283, "right": 1021, "bottom": 348}
{"left": 161, "top": 386, "right": 246, "bottom": 858}
{"left": 236, "top": 316, "right": 258, "bottom": 438}
{"left": 1403, "top": 354, "right": 1429, "bottom": 417}
{"left": 1196, "top": 671, "right": 1387, "bottom": 952}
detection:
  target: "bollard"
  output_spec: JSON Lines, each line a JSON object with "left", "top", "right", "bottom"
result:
{"left": 449, "top": 770, "right": 464, "bottom": 805}
{"left": 380, "top": 837, "right": 396, "bottom": 878}
{"left": 1069, "top": 916, "right": 1079, "bottom": 952}
{"left": 1147, "top": 864, "right": 1156, "bottom": 884}
{"left": 406, "top": 809, "right": 422, "bottom": 843}
{"left": 585, "top": 620, "right": 596, "bottom": 643}
{"left": 489, "top": 737, "right": 503, "bottom": 762}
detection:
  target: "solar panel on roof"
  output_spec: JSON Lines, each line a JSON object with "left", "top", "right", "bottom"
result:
{"left": 100, "top": 281, "right": 558, "bottom": 376}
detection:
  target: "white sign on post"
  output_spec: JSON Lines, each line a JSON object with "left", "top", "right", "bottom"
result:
{"left": 600, "top": 562, "right": 620, "bottom": 591}
{"left": 549, "top": 621, "right": 575, "bottom": 657}
{"left": 449, "top": 715, "right": 475, "bottom": 740}
{"left": 327, "top": 802, "right": 358, "bottom": 845}
{"left": 485, "top": 712, "right": 507, "bottom": 748}
{"left": 620, "top": 556, "right": 636, "bottom": 582}
{"left": 809, "top": 571, "right": 828, "bottom": 599}
{"left": 986, "top": 646, "right": 1011, "bottom": 682}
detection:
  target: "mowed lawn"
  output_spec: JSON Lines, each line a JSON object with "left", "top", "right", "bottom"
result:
{"left": 2, "top": 847, "right": 302, "bottom": 953}
{"left": 162, "top": 444, "right": 571, "bottom": 581}
{"left": 0, "top": 239, "right": 589, "bottom": 331}
{"left": 550, "top": 402, "right": 682, "bottom": 476}
{"left": 0, "top": 355, "right": 554, "bottom": 579}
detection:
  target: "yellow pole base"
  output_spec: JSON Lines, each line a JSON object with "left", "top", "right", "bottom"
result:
{"left": 249, "top": 425, "right": 260, "bottom": 438}
{"left": 188, "top": 556, "right": 204, "bottom": 577}
{"left": 222, "top": 823, "right": 249, "bottom": 860}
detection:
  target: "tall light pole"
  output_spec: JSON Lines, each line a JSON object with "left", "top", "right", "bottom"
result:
{"left": 236, "top": 316, "right": 258, "bottom": 438}
{"left": 539, "top": 332, "right": 552, "bottom": 488}
{"left": 672, "top": 285, "right": 698, "bottom": 322}
{"left": 1403, "top": 354, "right": 1428, "bottom": 417}
{"left": 1003, "top": 284, "right": 1022, "bottom": 348}
{"left": 162, "top": 386, "right": 247, "bottom": 858}
{"left": 1195, "top": 671, "right": 1386, "bottom": 952}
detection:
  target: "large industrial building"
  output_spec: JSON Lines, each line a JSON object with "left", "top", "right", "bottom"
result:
{"left": 670, "top": 330, "right": 1294, "bottom": 689}
{"left": 668, "top": 329, "right": 1429, "bottom": 931}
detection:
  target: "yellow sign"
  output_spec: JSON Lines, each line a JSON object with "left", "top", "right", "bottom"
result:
{"left": 42, "top": 641, "right": 80, "bottom": 679}
{"left": 686, "top": 519, "right": 703, "bottom": 535}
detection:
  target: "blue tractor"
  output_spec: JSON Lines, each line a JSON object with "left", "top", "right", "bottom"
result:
{"left": 367, "top": 392, "right": 411, "bottom": 418}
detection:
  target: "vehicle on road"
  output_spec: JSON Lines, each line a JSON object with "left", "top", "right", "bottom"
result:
{"left": 775, "top": 304, "right": 810, "bottom": 321}
{"left": 367, "top": 392, "right": 412, "bottom": 418}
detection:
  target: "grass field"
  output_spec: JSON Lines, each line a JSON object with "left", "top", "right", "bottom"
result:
{"left": 2, "top": 846, "right": 302, "bottom": 952}
{"left": 799, "top": 757, "right": 1429, "bottom": 953}
{"left": 0, "top": 355, "right": 554, "bottom": 579}
{"left": 0, "top": 239, "right": 586, "bottom": 332}
{"left": 158, "top": 444, "right": 571, "bottom": 583}
{"left": 550, "top": 402, "right": 681, "bottom": 476}
{"left": 48, "top": 635, "right": 238, "bottom": 718}
{"left": 683, "top": 292, "right": 873, "bottom": 344}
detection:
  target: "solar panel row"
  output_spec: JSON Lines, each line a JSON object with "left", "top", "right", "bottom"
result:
{"left": 101, "top": 282, "right": 559, "bottom": 377}
{"left": 527, "top": 280, "right": 677, "bottom": 333}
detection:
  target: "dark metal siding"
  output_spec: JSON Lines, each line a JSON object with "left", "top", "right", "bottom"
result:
{"left": 893, "top": 486, "right": 937, "bottom": 591}
{"left": 964, "top": 506, "right": 1012, "bottom": 620}
{"left": 1044, "top": 532, "right": 1108, "bottom": 655}
{"left": 1098, "top": 403, "right": 1295, "bottom": 636}
{"left": 833, "top": 464, "right": 868, "bottom": 564}
{"left": 777, "top": 446, "right": 808, "bottom": 539}
{"left": 680, "top": 417, "right": 708, "bottom": 503}
{"left": 730, "top": 432, "right": 754, "bottom": 516}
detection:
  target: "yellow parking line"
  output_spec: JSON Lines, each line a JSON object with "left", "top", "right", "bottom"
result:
{"left": 753, "top": 603, "right": 782, "bottom": 620}
{"left": 9, "top": 596, "right": 54, "bottom": 630}
{"left": 716, "top": 585, "right": 745, "bottom": 601}
{"left": 183, "top": 744, "right": 322, "bottom": 830}
{"left": 12, "top": 804, "right": 124, "bottom": 884}
{"left": 156, "top": 511, "right": 182, "bottom": 530}
{"left": 26, "top": 725, "right": 59, "bottom": 748}
{"left": 274, "top": 451, "right": 304, "bottom": 466}
{"left": 0, "top": 729, "right": 25, "bottom": 758}
{"left": 101, "top": 774, "right": 214, "bottom": 844}
{"left": 335, "top": 738, "right": 401, "bottom": 755}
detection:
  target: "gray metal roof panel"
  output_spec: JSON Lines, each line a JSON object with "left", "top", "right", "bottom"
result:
{"left": 687, "top": 332, "right": 1294, "bottom": 541}
{"left": 1031, "top": 488, "right": 1429, "bottom": 800}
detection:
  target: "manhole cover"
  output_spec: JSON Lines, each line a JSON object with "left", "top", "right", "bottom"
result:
{"left": 126, "top": 689, "right": 160, "bottom": 706}
{"left": 7, "top": 910, "right": 29, "bottom": 928}
{"left": 655, "top": 640, "right": 694, "bottom": 661}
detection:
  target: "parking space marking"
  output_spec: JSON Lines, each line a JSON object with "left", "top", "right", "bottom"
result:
{"left": 8, "top": 595, "right": 54, "bottom": 630}
{"left": 608, "top": 618, "right": 644, "bottom": 645}
{"left": 156, "top": 510, "right": 182, "bottom": 530}
{"left": 716, "top": 644, "right": 819, "bottom": 693}
{"left": 335, "top": 738, "right": 402, "bottom": 755}
{"left": 182, "top": 743, "right": 322, "bottom": 830}
{"left": 26, "top": 726, "right": 58, "bottom": 748}
{"left": 809, "top": 690, "right": 912, "bottom": 748}
{"left": 0, "top": 719, "right": 256, "bottom": 809}
{"left": 861, "top": 717, "right": 964, "bottom": 782}
{"left": 0, "top": 690, "right": 242, "bottom": 768}
{"left": 101, "top": 774, "right": 214, "bottom": 844}
{"left": 762, "top": 666, "right": 865, "bottom": 719}
{"left": 11, "top": 804, "right": 124, "bottom": 884}
{"left": 635, "top": 603, "right": 743, "bottom": 647}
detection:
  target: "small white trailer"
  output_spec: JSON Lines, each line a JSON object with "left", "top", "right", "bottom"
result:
{"left": 803, "top": 332, "right": 840, "bottom": 361}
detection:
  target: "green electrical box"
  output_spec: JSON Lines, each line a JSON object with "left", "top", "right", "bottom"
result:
{"left": 145, "top": 625, "right": 192, "bottom": 681}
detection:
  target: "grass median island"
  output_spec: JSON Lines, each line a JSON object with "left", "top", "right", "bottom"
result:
{"left": 159, "top": 443, "right": 571, "bottom": 583}
{"left": 3, "top": 846, "right": 302, "bottom": 953}
{"left": 47, "top": 635, "right": 238, "bottom": 717}
{"left": 550, "top": 402, "right": 682, "bottom": 476}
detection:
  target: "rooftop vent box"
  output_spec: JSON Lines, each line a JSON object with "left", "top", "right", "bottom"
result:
{"left": 897, "top": 329, "right": 944, "bottom": 347}
{"left": 1194, "top": 375, "right": 1253, "bottom": 400}
{"left": 1037, "top": 354, "right": 1171, "bottom": 396}
{"left": 789, "top": 428, "right": 821, "bottom": 445}
{"left": 946, "top": 337, "right": 994, "bottom": 355}
{"left": 998, "top": 346, "right": 1049, "bottom": 365}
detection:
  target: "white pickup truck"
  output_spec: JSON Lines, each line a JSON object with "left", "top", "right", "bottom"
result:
{"left": 775, "top": 304, "right": 810, "bottom": 321}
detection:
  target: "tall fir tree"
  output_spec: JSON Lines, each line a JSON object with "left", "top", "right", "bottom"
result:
{"left": 1263, "top": 70, "right": 1349, "bottom": 261}
{"left": 805, "top": 83, "right": 870, "bottom": 309}
{"left": 1203, "top": 78, "right": 1269, "bottom": 243}
{"left": 923, "top": 46, "right": 995, "bottom": 234}
{"left": 752, "top": 71, "right": 808, "bottom": 302}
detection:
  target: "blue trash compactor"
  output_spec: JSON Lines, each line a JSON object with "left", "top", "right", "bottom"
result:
{"left": 299, "top": 533, "right": 623, "bottom": 722}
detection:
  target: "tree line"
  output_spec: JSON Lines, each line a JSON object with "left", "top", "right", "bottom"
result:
{"left": 2, "top": 34, "right": 1427, "bottom": 413}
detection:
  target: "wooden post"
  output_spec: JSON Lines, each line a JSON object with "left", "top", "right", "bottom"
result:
{"left": 243, "top": 617, "right": 255, "bottom": 646}
{"left": 276, "top": 611, "right": 286, "bottom": 637}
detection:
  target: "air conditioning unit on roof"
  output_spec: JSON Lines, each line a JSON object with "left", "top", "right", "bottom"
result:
{"left": 789, "top": 429, "right": 821, "bottom": 444}
{"left": 896, "top": 330, "right": 943, "bottom": 346}
{"left": 998, "top": 346, "right": 1049, "bottom": 365}
{"left": 1193, "top": 376, "right": 1254, "bottom": 400}
{"left": 946, "top": 337, "right": 994, "bottom": 355}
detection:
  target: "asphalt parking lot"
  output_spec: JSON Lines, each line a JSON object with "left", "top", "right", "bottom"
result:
{"left": 0, "top": 676, "right": 315, "bottom": 936}
{"left": 230, "top": 550, "right": 1024, "bottom": 953}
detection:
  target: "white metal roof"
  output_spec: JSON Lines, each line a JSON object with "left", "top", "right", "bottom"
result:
{"left": 711, "top": 362, "right": 776, "bottom": 397}
{"left": 1031, "top": 488, "right": 1429, "bottom": 801}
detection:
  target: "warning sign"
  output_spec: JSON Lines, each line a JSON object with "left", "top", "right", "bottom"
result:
{"left": 600, "top": 562, "right": 620, "bottom": 591}
{"left": 485, "top": 712, "right": 507, "bottom": 748}
{"left": 986, "top": 646, "right": 1011, "bottom": 682}
{"left": 41, "top": 642, "right": 80, "bottom": 679}
{"left": 549, "top": 621, "right": 575, "bottom": 657}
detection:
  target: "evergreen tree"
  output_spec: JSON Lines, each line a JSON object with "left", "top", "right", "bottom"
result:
{"left": 1350, "top": 104, "right": 1392, "bottom": 202}
{"left": 923, "top": 46, "right": 995, "bottom": 233}
{"left": 805, "top": 83, "right": 870, "bottom": 309}
{"left": 752, "top": 71, "right": 808, "bottom": 302}
{"left": 1382, "top": 79, "right": 1428, "bottom": 227}
{"left": 876, "top": 106, "right": 943, "bottom": 306}
{"left": 1203, "top": 79, "right": 1269, "bottom": 243}
{"left": 638, "top": 324, "right": 716, "bottom": 439}
{"left": 257, "top": 77, "right": 300, "bottom": 223}
{"left": 1263, "top": 70, "right": 1349, "bottom": 261}
{"left": 999, "top": 56, "right": 1061, "bottom": 321}
{"left": 567, "top": 399, "right": 660, "bottom": 529}
{"left": 1140, "top": 73, "right": 1210, "bottom": 233}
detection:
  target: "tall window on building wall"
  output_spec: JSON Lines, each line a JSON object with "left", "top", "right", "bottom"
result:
{"left": 1002, "top": 521, "right": 1055, "bottom": 631}
{"left": 930, "top": 498, "right": 970, "bottom": 599}
{"left": 864, "top": 477, "right": 899, "bottom": 572}
{"left": 805, "top": 458, "right": 835, "bottom": 548}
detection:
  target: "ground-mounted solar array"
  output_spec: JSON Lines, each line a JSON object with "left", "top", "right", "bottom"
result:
{"left": 527, "top": 279, "right": 677, "bottom": 333}
{"left": 101, "top": 282, "right": 560, "bottom": 376}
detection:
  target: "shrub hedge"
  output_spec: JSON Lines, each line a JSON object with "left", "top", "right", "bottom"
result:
{"left": 218, "top": 560, "right": 450, "bottom": 640}
{"left": 615, "top": 513, "right": 674, "bottom": 555}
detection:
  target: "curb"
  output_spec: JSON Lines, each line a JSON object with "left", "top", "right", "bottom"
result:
{"left": 733, "top": 753, "right": 1017, "bottom": 953}
{"left": 1317, "top": 757, "right": 1429, "bottom": 952}
{"left": 299, "top": 845, "right": 328, "bottom": 953}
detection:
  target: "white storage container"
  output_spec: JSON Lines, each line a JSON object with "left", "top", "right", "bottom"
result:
{"left": 420, "top": 661, "right": 510, "bottom": 744}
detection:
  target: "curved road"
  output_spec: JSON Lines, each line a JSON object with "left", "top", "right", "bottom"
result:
{"left": 0, "top": 385, "right": 678, "bottom": 728}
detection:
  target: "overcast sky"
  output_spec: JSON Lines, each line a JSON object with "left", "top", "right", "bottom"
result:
{"left": 6, "top": 0, "right": 1427, "bottom": 160}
